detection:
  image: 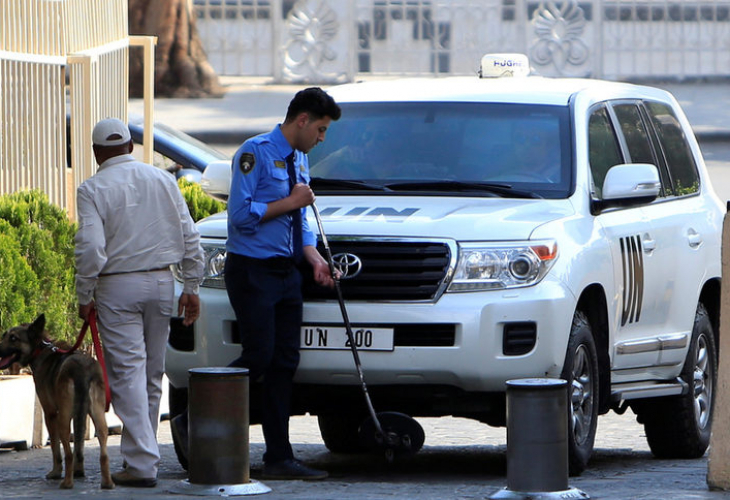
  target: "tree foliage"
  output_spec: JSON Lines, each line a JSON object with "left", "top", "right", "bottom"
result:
{"left": 0, "top": 190, "right": 80, "bottom": 344}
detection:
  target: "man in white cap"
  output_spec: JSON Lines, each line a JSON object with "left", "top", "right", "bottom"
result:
{"left": 75, "top": 117, "right": 204, "bottom": 487}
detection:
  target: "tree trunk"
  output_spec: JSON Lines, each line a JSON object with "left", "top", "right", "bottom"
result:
{"left": 128, "top": 0, "right": 225, "bottom": 98}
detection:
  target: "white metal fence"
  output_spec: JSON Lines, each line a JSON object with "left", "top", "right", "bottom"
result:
{"left": 193, "top": 0, "right": 730, "bottom": 82}
{"left": 1, "top": 0, "right": 129, "bottom": 217}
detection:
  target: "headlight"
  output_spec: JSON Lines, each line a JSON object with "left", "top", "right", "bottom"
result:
{"left": 448, "top": 240, "right": 557, "bottom": 292}
{"left": 172, "top": 243, "right": 227, "bottom": 289}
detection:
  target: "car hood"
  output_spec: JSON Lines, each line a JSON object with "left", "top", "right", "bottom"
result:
{"left": 196, "top": 197, "right": 575, "bottom": 241}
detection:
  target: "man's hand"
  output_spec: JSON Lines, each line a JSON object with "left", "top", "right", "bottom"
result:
{"left": 178, "top": 293, "right": 200, "bottom": 326}
{"left": 304, "top": 246, "right": 339, "bottom": 288}
{"left": 78, "top": 301, "right": 95, "bottom": 322}
{"left": 290, "top": 183, "right": 315, "bottom": 209}
{"left": 261, "top": 183, "right": 315, "bottom": 222}
{"left": 313, "top": 259, "right": 335, "bottom": 288}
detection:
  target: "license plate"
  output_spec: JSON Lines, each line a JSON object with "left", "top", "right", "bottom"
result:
{"left": 301, "top": 326, "right": 394, "bottom": 351}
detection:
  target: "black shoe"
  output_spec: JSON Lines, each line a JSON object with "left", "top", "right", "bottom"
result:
{"left": 261, "top": 459, "right": 328, "bottom": 480}
{"left": 111, "top": 470, "right": 157, "bottom": 488}
{"left": 170, "top": 414, "right": 189, "bottom": 469}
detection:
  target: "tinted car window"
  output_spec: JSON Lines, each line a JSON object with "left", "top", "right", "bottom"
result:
{"left": 612, "top": 103, "right": 656, "bottom": 166}
{"left": 131, "top": 147, "right": 181, "bottom": 173}
{"left": 588, "top": 106, "right": 623, "bottom": 198}
{"left": 309, "top": 102, "right": 573, "bottom": 199}
{"left": 644, "top": 101, "right": 699, "bottom": 195}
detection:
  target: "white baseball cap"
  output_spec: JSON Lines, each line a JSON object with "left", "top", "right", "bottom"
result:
{"left": 92, "top": 117, "right": 131, "bottom": 146}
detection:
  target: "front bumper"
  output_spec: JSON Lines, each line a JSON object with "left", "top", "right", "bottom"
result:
{"left": 166, "top": 278, "right": 575, "bottom": 394}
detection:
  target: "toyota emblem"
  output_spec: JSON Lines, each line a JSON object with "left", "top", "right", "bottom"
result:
{"left": 331, "top": 253, "right": 363, "bottom": 279}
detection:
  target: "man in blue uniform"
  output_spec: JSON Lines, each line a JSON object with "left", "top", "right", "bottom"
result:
{"left": 173, "top": 87, "right": 341, "bottom": 480}
{"left": 226, "top": 87, "right": 340, "bottom": 480}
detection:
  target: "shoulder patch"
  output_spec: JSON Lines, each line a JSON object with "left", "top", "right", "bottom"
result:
{"left": 239, "top": 153, "right": 255, "bottom": 174}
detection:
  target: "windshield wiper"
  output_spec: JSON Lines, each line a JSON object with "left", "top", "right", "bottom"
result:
{"left": 383, "top": 180, "right": 542, "bottom": 198}
{"left": 310, "top": 177, "right": 391, "bottom": 191}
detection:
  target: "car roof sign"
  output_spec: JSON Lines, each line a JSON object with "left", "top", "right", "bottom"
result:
{"left": 479, "top": 53, "right": 530, "bottom": 78}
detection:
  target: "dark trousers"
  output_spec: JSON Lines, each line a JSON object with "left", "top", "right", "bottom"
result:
{"left": 224, "top": 252, "right": 303, "bottom": 464}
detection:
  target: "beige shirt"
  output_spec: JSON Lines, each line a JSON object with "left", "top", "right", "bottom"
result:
{"left": 75, "top": 154, "right": 204, "bottom": 305}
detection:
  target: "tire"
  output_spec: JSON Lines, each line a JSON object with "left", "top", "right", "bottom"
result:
{"left": 560, "top": 311, "right": 599, "bottom": 476}
{"left": 168, "top": 383, "right": 189, "bottom": 471}
{"left": 641, "top": 303, "right": 716, "bottom": 459}
{"left": 317, "top": 411, "right": 367, "bottom": 454}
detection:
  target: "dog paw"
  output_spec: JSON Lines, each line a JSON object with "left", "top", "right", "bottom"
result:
{"left": 59, "top": 480, "right": 73, "bottom": 489}
{"left": 101, "top": 480, "right": 115, "bottom": 490}
{"left": 46, "top": 470, "right": 62, "bottom": 480}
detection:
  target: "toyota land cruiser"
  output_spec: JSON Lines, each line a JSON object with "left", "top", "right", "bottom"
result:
{"left": 166, "top": 54, "right": 722, "bottom": 474}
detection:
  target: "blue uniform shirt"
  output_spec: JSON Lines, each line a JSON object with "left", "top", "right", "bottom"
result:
{"left": 226, "top": 125, "right": 316, "bottom": 259}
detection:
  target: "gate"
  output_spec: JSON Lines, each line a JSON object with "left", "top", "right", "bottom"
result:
{"left": 193, "top": 0, "right": 730, "bottom": 82}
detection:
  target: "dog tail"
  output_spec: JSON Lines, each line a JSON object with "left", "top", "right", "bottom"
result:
{"left": 72, "top": 368, "right": 91, "bottom": 446}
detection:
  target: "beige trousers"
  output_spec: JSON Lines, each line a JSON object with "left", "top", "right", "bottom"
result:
{"left": 95, "top": 269, "right": 174, "bottom": 479}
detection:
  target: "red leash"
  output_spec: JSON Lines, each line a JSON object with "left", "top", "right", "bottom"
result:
{"left": 86, "top": 309, "right": 112, "bottom": 412}
{"left": 55, "top": 310, "right": 112, "bottom": 412}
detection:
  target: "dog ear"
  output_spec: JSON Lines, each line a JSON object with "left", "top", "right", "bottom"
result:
{"left": 28, "top": 314, "right": 46, "bottom": 341}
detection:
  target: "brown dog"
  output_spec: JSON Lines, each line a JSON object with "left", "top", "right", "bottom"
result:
{"left": 0, "top": 314, "right": 113, "bottom": 489}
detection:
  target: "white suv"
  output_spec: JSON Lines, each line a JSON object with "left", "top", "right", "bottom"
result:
{"left": 166, "top": 55, "right": 722, "bottom": 474}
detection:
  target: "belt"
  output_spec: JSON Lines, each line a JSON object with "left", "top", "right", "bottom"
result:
{"left": 99, "top": 266, "right": 171, "bottom": 277}
{"left": 230, "top": 253, "right": 295, "bottom": 270}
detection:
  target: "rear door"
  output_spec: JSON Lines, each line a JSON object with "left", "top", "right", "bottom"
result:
{"left": 632, "top": 100, "right": 709, "bottom": 369}
{"left": 588, "top": 102, "right": 662, "bottom": 371}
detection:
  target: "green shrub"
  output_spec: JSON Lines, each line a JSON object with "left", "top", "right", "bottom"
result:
{"left": 178, "top": 178, "right": 226, "bottom": 222}
{"left": 0, "top": 181, "right": 223, "bottom": 351}
{"left": 0, "top": 190, "right": 80, "bottom": 344}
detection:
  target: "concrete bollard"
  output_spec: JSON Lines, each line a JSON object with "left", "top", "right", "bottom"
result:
{"left": 170, "top": 367, "right": 270, "bottom": 496}
{"left": 489, "top": 378, "right": 589, "bottom": 500}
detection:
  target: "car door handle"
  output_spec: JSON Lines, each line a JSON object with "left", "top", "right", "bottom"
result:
{"left": 687, "top": 230, "right": 702, "bottom": 248}
{"left": 642, "top": 236, "right": 656, "bottom": 253}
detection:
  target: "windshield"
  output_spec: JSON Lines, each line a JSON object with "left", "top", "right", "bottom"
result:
{"left": 309, "top": 102, "right": 573, "bottom": 198}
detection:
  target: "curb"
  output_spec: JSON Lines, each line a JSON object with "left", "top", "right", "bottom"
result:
{"left": 697, "top": 131, "right": 730, "bottom": 144}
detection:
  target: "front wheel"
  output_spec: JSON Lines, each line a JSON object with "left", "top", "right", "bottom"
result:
{"left": 318, "top": 411, "right": 368, "bottom": 454}
{"left": 168, "top": 383, "right": 189, "bottom": 471}
{"left": 638, "top": 303, "right": 716, "bottom": 458}
{"left": 561, "top": 311, "right": 599, "bottom": 476}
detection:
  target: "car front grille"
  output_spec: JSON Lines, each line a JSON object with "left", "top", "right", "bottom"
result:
{"left": 305, "top": 239, "right": 454, "bottom": 302}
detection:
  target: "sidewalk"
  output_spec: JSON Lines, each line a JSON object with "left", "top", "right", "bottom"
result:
{"left": 0, "top": 412, "right": 726, "bottom": 499}
{"left": 129, "top": 76, "right": 730, "bottom": 147}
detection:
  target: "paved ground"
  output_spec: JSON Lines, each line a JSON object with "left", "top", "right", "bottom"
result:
{"left": 1, "top": 411, "right": 728, "bottom": 499}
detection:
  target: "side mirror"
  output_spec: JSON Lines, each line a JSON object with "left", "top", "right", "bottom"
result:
{"left": 200, "top": 160, "right": 231, "bottom": 202}
{"left": 593, "top": 163, "right": 660, "bottom": 213}
{"left": 176, "top": 168, "right": 202, "bottom": 184}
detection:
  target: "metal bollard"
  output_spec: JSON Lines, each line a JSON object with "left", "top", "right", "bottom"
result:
{"left": 489, "top": 378, "right": 589, "bottom": 500}
{"left": 189, "top": 367, "right": 249, "bottom": 484}
{"left": 171, "top": 367, "right": 270, "bottom": 497}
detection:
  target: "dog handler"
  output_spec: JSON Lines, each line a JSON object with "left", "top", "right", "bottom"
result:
{"left": 172, "top": 87, "right": 340, "bottom": 480}
{"left": 74, "top": 118, "right": 204, "bottom": 488}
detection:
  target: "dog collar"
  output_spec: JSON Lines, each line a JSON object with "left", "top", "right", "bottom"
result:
{"left": 30, "top": 340, "right": 56, "bottom": 360}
